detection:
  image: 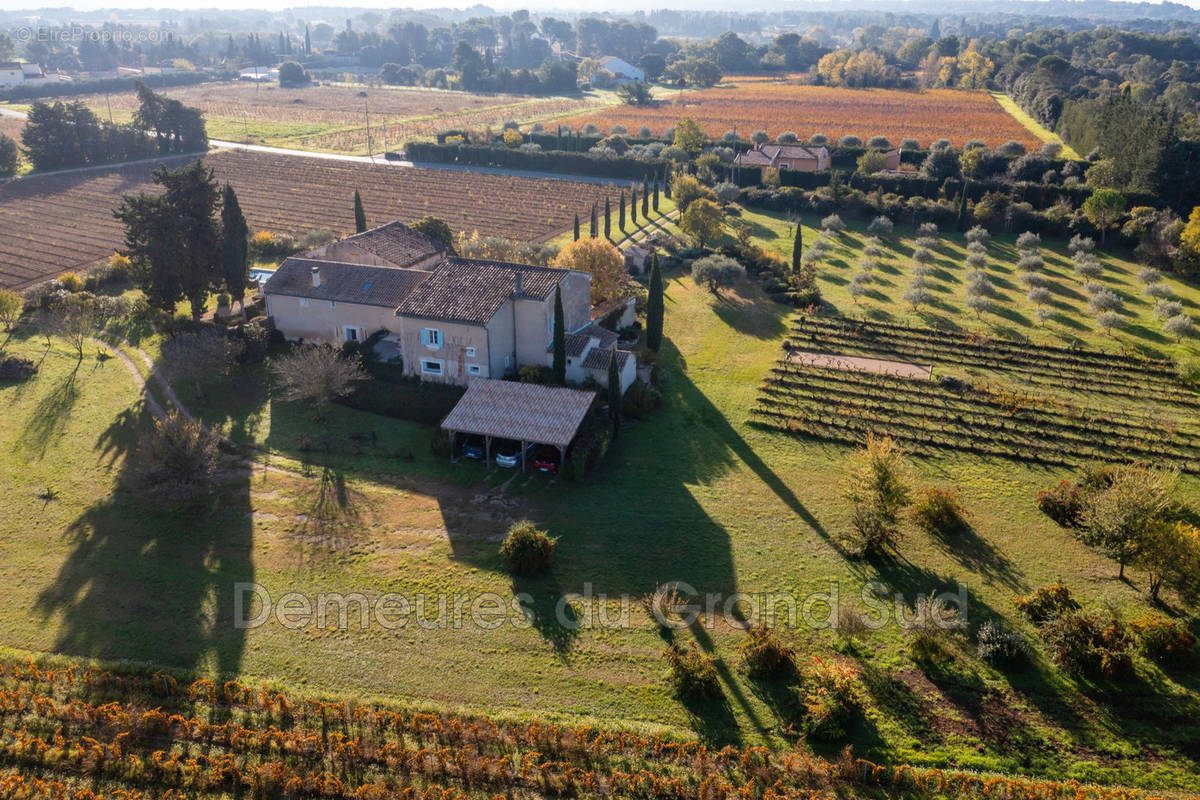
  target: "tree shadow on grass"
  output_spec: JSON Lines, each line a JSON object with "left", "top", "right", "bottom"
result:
{"left": 35, "top": 396, "right": 253, "bottom": 678}
{"left": 17, "top": 358, "right": 81, "bottom": 461}
{"left": 710, "top": 285, "right": 789, "bottom": 340}
{"left": 925, "top": 521, "right": 1027, "bottom": 593}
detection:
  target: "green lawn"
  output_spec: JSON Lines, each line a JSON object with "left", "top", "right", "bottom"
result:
{"left": 2, "top": 264, "right": 1199, "bottom": 790}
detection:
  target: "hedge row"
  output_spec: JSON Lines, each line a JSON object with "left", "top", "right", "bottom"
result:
{"left": 0, "top": 70, "right": 235, "bottom": 102}
{"left": 404, "top": 141, "right": 664, "bottom": 182}
{"left": 338, "top": 375, "right": 465, "bottom": 426}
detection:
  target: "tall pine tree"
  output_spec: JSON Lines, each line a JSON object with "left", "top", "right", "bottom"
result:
{"left": 353, "top": 189, "right": 367, "bottom": 233}
{"left": 645, "top": 254, "right": 664, "bottom": 352}
{"left": 552, "top": 285, "right": 566, "bottom": 385}
{"left": 957, "top": 180, "right": 970, "bottom": 231}
{"left": 607, "top": 345, "right": 622, "bottom": 439}
{"left": 792, "top": 221, "right": 803, "bottom": 273}
{"left": 219, "top": 182, "right": 249, "bottom": 304}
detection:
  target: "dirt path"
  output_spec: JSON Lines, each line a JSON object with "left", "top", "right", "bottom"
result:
{"left": 786, "top": 349, "right": 933, "bottom": 380}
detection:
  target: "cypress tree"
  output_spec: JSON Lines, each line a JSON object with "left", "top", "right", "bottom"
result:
{"left": 653, "top": 180, "right": 660, "bottom": 211}
{"left": 304, "top": 25, "right": 311, "bottom": 55}
{"left": 792, "top": 221, "right": 803, "bottom": 274}
{"left": 619, "top": 191, "right": 626, "bottom": 231}
{"left": 604, "top": 196, "right": 611, "bottom": 239}
{"left": 663, "top": 168, "right": 672, "bottom": 199}
{"left": 589, "top": 203, "right": 597, "bottom": 238}
{"left": 607, "top": 345, "right": 622, "bottom": 439}
{"left": 573, "top": 213, "right": 580, "bottom": 241}
{"left": 630, "top": 188, "right": 637, "bottom": 225}
{"left": 220, "top": 182, "right": 249, "bottom": 304}
{"left": 646, "top": 254, "right": 663, "bottom": 352}
{"left": 552, "top": 285, "right": 566, "bottom": 385}
{"left": 556, "top": 126, "right": 562, "bottom": 149}
{"left": 641, "top": 180, "right": 649, "bottom": 216}
{"left": 353, "top": 189, "right": 366, "bottom": 233}
{"left": 957, "top": 179, "right": 970, "bottom": 231}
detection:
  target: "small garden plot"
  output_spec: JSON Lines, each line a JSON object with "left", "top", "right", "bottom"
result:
{"left": 755, "top": 315, "right": 1200, "bottom": 471}
{"left": 786, "top": 349, "right": 932, "bottom": 380}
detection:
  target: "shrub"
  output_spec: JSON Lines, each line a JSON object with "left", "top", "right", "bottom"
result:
{"left": 900, "top": 138, "right": 919, "bottom": 150}
{"left": 57, "top": 272, "right": 83, "bottom": 292}
{"left": 801, "top": 657, "right": 858, "bottom": 740}
{"left": 838, "top": 135, "right": 862, "bottom": 147}
{"left": 664, "top": 643, "right": 721, "bottom": 699}
{"left": 843, "top": 433, "right": 912, "bottom": 557}
{"left": 976, "top": 621, "right": 1029, "bottom": 669}
{"left": 738, "top": 624, "right": 796, "bottom": 677}
{"left": 1069, "top": 234, "right": 1094, "bottom": 254}
{"left": 1016, "top": 231, "right": 1041, "bottom": 251}
{"left": 624, "top": 379, "right": 661, "bottom": 420}
{"left": 1014, "top": 582, "right": 1080, "bottom": 625}
{"left": 136, "top": 411, "right": 221, "bottom": 502}
{"left": 499, "top": 521, "right": 556, "bottom": 577}
{"left": 0, "top": 356, "right": 37, "bottom": 381}
{"left": 1163, "top": 314, "right": 1196, "bottom": 341}
{"left": 1041, "top": 611, "right": 1133, "bottom": 679}
{"left": 867, "top": 136, "right": 891, "bottom": 149}
{"left": 866, "top": 215, "right": 893, "bottom": 237}
{"left": 910, "top": 487, "right": 969, "bottom": 535}
{"left": 518, "top": 364, "right": 554, "bottom": 384}
{"left": 1088, "top": 288, "right": 1123, "bottom": 313}
{"left": 1129, "top": 614, "right": 1196, "bottom": 663}
{"left": 965, "top": 225, "right": 991, "bottom": 245}
{"left": 821, "top": 213, "right": 846, "bottom": 232}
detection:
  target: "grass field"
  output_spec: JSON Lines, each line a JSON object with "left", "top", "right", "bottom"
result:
{"left": 4, "top": 81, "right": 616, "bottom": 156}
{"left": 990, "top": 92, "right": 1082, "bottom": 160}
{"left": 3, "top": 244, "right": 1199, "bottom": 789}
{"left": 0, "top": 148, "right": 627, "bottom": 290}
{"left": 557, "top": 79, "right": 1043, "bottom": 150}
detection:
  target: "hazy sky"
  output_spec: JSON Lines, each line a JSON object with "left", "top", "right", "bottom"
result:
{"left": 15, "top": 0, "right": 1200, "bottom": 13}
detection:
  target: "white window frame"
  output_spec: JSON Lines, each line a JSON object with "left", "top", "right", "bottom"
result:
{"left": 343, "top": 326, "right": 361, "bottom": 342}
{"left": 422, "top": 328, "right": 443, "bottom": 349}
{"left": 779, "top": 161, "right": 790, "bottom": 169}
{"left": 465, "top": 346, "right": 476, "bottom": 358}
{"left": 467, "top": 364, "right": 482, "bottom": 376}
{"left": 420, "top": 358, "right": 444, "bottom": 376}
{"left": 299, "top": 297, "right": 309, "bottom": 308}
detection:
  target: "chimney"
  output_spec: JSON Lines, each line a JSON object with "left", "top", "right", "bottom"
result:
{"left": 310, "top": 265, "right": 321, "bottom": 289}
{"left": 514, "top": 272, "right": 524, "bottom": 296}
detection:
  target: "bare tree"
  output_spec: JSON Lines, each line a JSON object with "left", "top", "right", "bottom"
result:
{"left": 44, "top": 294, "right": 100, "bottom": 359}
{"left": 270, "top": 345, "right": 369, "bottom": 418}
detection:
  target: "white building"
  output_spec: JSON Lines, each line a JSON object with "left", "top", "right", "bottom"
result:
{"left": 0, "top": 62, "right": 52, "bottom": 89}
{"left": 598, "top": 56, "right": 645, "bottom": 83}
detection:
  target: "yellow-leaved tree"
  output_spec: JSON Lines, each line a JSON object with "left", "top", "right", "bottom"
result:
{"left": 551, "top": 238, "right": 625, "bottom": 305}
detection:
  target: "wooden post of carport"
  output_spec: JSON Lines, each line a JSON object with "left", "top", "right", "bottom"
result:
{"left": 520, "top": 439, "right": 528, "bottom": 473}
{"left": 485, "top": 435, "right": 493, "bottom": 467}
{"left": 448, "top": 430, "right": 457, "bottom": 463}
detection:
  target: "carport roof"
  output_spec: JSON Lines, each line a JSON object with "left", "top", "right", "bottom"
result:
{"left": 441, "top": 379, "right": 596, "bottom": 449}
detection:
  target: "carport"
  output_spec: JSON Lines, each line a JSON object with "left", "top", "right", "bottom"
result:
{"left": 441, "top": 379, "right": 597, "bottom": 470}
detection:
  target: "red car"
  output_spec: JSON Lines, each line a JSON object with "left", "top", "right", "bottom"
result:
{"left": 532, "top": 445, "right": 561, "bottom": 474}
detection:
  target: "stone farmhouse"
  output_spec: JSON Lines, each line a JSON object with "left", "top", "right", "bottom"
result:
{"left": 262, "top": 222, "right": 637, "bottom": 392}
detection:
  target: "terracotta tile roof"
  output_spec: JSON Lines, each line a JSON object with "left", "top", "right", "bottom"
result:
{"left": 733, "top": 149, "right": 775, "bottom": 166}
{"left": 551, "top": 323, "right": 619, "bottom": 358}
{"left": 581, "top": 347, "right": 632, "bottom": 371}
{"left": 760, "top": 143, "right": 826, "bottom": 162}
{"left": 335, "top": 221, "right": 447, "bottom": 267}
{"left": 263, "top": 258, "right": 429, "bottom": 308}
{"left": 397, "top": 258, "right": 574, "bottom": 325}
{"left": 441, "top": 379, "right": 597, "bottom": 448}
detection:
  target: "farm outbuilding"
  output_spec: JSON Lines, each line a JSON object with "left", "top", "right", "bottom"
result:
{"left": 441, "top": 379, "right": 597, "bottom": 469}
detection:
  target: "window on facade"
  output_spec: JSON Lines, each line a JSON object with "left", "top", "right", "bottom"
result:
{"left": 422, "top": 328, "right": 443, "bottom": 349}
{"left": 421, "top": 359, "right": 443, "bottom": 376}
{"left": 344, "top": 327, "right": 359, "bottom": 342}
{"left": 299, "top": 298, "right": 309, "bottom": 308}
{"left": 465, "top": 346, "right": 475, "bottom": 358}
{"left": 779, "top": 162, "right": 790, "bottom": 169}
{"left": 467, "top": 364, "right": 482, "bottom": 376}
